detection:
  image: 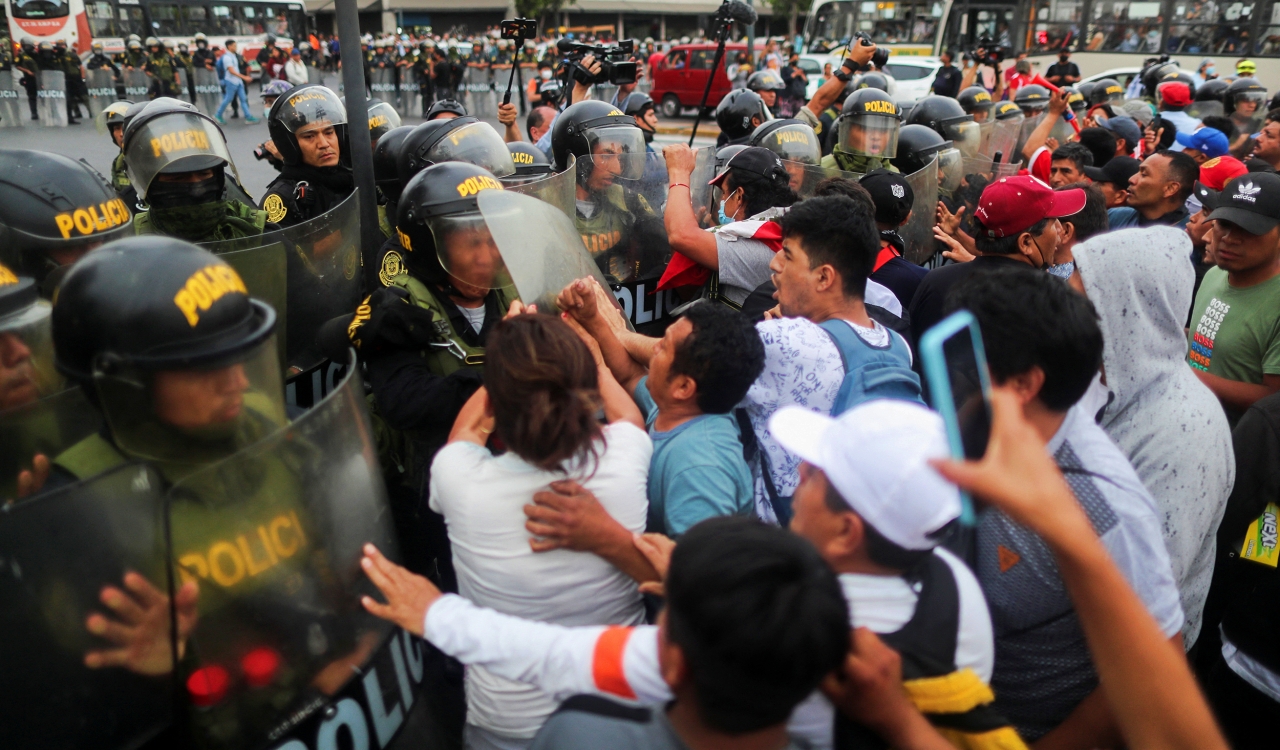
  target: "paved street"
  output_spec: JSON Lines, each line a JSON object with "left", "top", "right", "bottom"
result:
{"left": 0, "top": 90, "right": 716, "bottom": 204}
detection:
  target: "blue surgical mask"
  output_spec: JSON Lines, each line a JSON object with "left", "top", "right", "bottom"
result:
{"left": 718, "top": 197, "right": 734, "bottom": 225}
{"left": 1206, "top": 65, "right": 1216, "bottom": 76}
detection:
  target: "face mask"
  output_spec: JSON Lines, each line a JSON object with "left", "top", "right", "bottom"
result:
{"left": 540, "top": 69, "right": 552, "bottom": 80}
{"left": 1206, "top": 66, "right": 1216, "bottom": 76}
{"left": 146, "top": 172, "right": 224, "bottom": 210}
{"left": 718, "top": 195, "right": 736, "bottom": 225}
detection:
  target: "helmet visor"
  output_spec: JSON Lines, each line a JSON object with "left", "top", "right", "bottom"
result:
{"left": 760, "top": 123, "right": 821, "bottom": 165}
{"left": 584, "top": 125, "right": 647, "bottom": 181}
{"left": 0, "top": 299, "right": 62, "bottom": 409}
{"left": 937, "top": 147, "right": 964, "bottom": 193}
{"left": 838, "top": 114, "right": 900, "bottom": 158}
{"left": 944, "top": 119, "right": 981, "bottom": 158}
{"left": 1233, "top": 90, "right": 1266, "bottom": 113}
{"left": 126, "top": 112, "right": 235, "bottom": 199}
{"left": 93, "top": 336, "right": 287, "bottom": 466}
{"left": 430, "top": 212, "right": 515, "bottom": 293}
{"left": 276, "top": 87, "right": 348, "bottom": 133}
{"left": 367, "top": 101, "right": 401, "bottom": 141}
{"left": 425, "top": 121, "right": 517, "bottom": 178}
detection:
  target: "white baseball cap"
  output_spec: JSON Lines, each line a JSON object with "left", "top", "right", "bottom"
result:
{"left": 768, "top": 400, "right": 961, "bottom": 551}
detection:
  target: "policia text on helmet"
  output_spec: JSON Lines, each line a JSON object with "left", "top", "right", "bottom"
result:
{"left": 124, "top": 100, "right": 272, "bottom": 242}
{"left": 261, "top": 85, "right": 354, "bottom": 228}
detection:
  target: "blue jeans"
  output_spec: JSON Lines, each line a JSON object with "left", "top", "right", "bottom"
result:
{"left": 216, "top": 78, "right": 250, "bottom": 118}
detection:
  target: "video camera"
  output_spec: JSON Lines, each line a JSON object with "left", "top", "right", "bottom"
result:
{"left": 970, "top": 35, "right": 1005, "bottom": 68}
{"left": 557, "top": 38, "right": 638, "bottom": 86}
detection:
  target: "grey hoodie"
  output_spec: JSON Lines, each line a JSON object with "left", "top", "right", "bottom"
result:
{"left": 1074, "top": 226, "right": 1235, "bottom": 646}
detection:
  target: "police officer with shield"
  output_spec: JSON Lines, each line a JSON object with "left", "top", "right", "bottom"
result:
{"left": 144, "top": 37, "right": 179, "bottom": 100}
{"left": 97, "top": 100, "right": 136, "bottom": 203}
{"left": 54, "top": 39, "right": 85, "bottom": 124}
{"left": 553, "top": 100, "right": 665, "bottom": 283}
{"left": 124, "top": 101, "right": 272, "bottom": 241}
{"left": 0, "top": 149, "right": 133, "bottom": 296}
{"left": 823, "top": 88, "right": 901, "bottom": 173}
{"left": 260, "top": 84, "right": 353, "bottom": 228}
{"left": 749, "top": 118, "right": 822, "bottom": 194}
{"left": 714, "top": 88, "right": 770, "bottom": 148}
{"left": 747, "top": 69, "right": 786, "bottom": 116}
{"left": 15, "top": 38, "right": 38, "bottom": 121}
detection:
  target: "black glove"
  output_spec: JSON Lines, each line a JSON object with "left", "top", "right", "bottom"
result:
{"left": 347, "top": 287, "right": 444, "bottom": 355}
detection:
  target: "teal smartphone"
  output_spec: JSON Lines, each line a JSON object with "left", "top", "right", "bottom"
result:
{"left": 918, "top": 310, "right": 992, "bottom": 527}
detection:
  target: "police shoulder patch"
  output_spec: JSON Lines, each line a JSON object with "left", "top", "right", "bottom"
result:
{"left": 379, "top": 250, "right": 404, "bottom": 286}
{"left": 263, "top": 193, "right": 288, "bottom": 223}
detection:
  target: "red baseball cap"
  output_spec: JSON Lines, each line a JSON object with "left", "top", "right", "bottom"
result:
{"left": 1199, "top": 155, "right": 1249, "bottom": 191}
{"left": 973, "top": 176, "right": 1087, "bottom": 238}
{"left": 1158, "top": 81, "right": 1193, "bottom": 107}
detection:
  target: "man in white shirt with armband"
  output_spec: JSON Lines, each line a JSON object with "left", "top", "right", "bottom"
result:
{"left": 359, "top": 399, "right": 1024, "bottom": 749}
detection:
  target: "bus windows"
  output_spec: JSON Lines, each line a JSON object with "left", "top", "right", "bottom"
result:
{"left": 11, "top": 0, "right": 69, "bottom": 19}
{"left": 149, "top": 3, "right": 182, "bottom": 36}
{"left": 210, "top": 5, "right": 236, "bottom": 35}
{"left": 184, "top": 4, "right": 208, "bottom": 32}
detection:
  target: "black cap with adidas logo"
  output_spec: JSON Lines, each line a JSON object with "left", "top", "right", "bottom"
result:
{"left": 1207, "top": 172, "right": 1280, "bottom": 236}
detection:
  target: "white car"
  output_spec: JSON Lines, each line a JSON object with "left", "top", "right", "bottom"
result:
{"left": 797, "top": 53, "right": 837, "bottom": 100}
{"left": 880, "top": 57, "right": 943, "bottom": 100}
{"left": 1079, "top": 66, "right": 1143, "bottom": 91}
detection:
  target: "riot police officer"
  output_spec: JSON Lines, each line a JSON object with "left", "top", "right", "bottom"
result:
{"left": 120, "top": 37, "right": 146, "bottom": 70}
{"left": 958, "top": 85, "right": 995, "bottom": 123}
{"left": 396, "top": 114, "right": 517, "bottom": 189}
{"left": 85, "top": 41, "right": 119, "bottom": 75}
{"left": 366, "top": 99, "right": 402, "bottom": 149}
{"left": 261, "top": 84, "right": 353, "bottom": 228}
{"left": 54, "top": 39, "right": 85, "bottom": 124}
{"left": 905, "top": 95, "right": 980, "bottom": 158}
{"left": 123, "top": 100, "right": 272, "bottom": 241}
{"left": 750, "top": 118, "right": 821, "bottom": 193}
{"left": 0, "top": 149, "right": 133, "bottom": 296}
{"left": 143, "top": 36, "right": 178, "bottom": 99}
{"left": 15, "top": 37, "right": 38, "bottom": 121}
{"left": 174, "top": 41, "right": 194, "bottom": 100}
{"left": 552, "top": 99, "right": 664, "bottom": 281}
{"left": 851, "top": 71, "right": 891, "bottom": 92}
{"left": 506, "top": 141, "right": 553, "bottom": 182}
{"left": 98, "top": 100, "right": 135, "bottom": 202}
{"left": 747, "top": 69, "right": 786, "bottom": 115}
{"left": 191, "top": 32, "right": 216, "bottom": 71}
{"left": 426, "top": 97, "right": 467, "bottom": 121}
{"left": 413, "top": 41, "right": 436, "bottom": 116}
{"left": 1014, "top": 83, "right": 1052, "bottom": 117}
{"left": 1225, "top": 77, "right": 1267, "bottom": 134}
{"left": 0, "top": 262, "right": 57, "bottom": 414}
{"left": 622, "top": 91, "right": 658, "bottom": 149}
{"left": 715, "top": 88, "right": 770, "bottom": 148}
{"left": 823, "top": 88, "right": 901, "bottom": 173}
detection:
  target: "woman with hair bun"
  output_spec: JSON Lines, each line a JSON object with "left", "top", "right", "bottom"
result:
{"left": 428, "top": 311, "right": 652, "bottom": 749}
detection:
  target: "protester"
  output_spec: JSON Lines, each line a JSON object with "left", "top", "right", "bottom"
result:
{"left": 428, "top": 312, "right": 651, "bottom": 748}
{"left": 1176, "top": 127, "right": 1232, "bottom": 163}
{"left": 1082, "top": 155, "right": 1141, "bottom": 208}
{"left": 1108, "top": 150, "right": 1198, "bottom": 229}
{"left": 1188, "top": 172, "right": 1280, "bottom": 421}
{"left": 1248, "top": 108, "right": 1280, "bottom": 171}
{"left": 1046, "top": 182, "right": 1109, "bottom": 279}
{"left": 859, "top": 170, "right": 927, "bottom": 308}
{"left": 1049, "top": 142, "right": 1093, "bottom": 187}
{"left": 1075, "top": 126, "right": 1118, "bottom": 167}
{"left": 1072, "top": 227, "right": 1234, "bottom": 647}
{"left": 947, "top": 268, "right": 1185, "bottom": 742}
{"left": 1097, "top": 115, "right": 1143, "bottom": 157}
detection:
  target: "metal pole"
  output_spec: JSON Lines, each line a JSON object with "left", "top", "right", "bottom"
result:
{"left": 746, "top": 0, "right": 756, "bottom": 68}
{"left": 335, "top": 0, "right": 381, "bottom": 293}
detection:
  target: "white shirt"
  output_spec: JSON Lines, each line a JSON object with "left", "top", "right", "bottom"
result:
{"left": 422, "top": 545, "right": 995, "bottom": 750}
{"left": 427, "top": 422, "right": 652, "bottom": 738}
{"left": 284, "top": 59, "right": 309, "bottom": 85}
{"left": 457, "top": 302, "right": 486, "bottom": 334}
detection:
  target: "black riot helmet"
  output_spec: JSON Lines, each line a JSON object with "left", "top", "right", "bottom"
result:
{"left": 426, "top": 98, "right": 467, "bottom": 120}
{"left": 714, "top": 144, "right": 748, "bottom": 172}
{"left": 905, "top": 95, "right": 979, "bottom": 157}
{"left": 1197, "top": 78, "right": 1230, "bottom": 103}
{"left": 551, "top": 99, "right": 645, "bottom": 172}
{"left": 837, "top": 88, "right": 901, "bottom": 159}
{"left": 957, "top": 86, "right": 995, "bottom": 119}
{"left": 1141, "top": 61, "right": 1182, "bottom": 99}
{"left": 1062, "top": 86, "right": 1087, "bottom": 115}
{"left": 1088, "top": 78, "right": 1125, "bottom": 107}
{"left": 852, "top": 71, "right": 891, "bottom": 93}
{"left": 993, "top": 101, "right": 1024, "bottom": 122}
{"left": 622, "top": 92, "right": 655, "bottom": 119}
{"left": 506, "top": 141, "right": 553, "bottom": 178}
{"left": 366, "top": 100, "right": 402, "bottom": 145}
{"left": 395, "top": 162, "right": 508, "bottom": 290}
{"left": 1075, "top": 81, "right": 1098, "bottom": 105}
{"left": 1014, "top": 84, "right": 1051, "bottom": 114}
{"left": 746, "top": 70, "right": 786, "bottom": 92}
{"left": 0, "top": 149, "right": 133, "bottom": 290}
{"left": 1225, "top": 77, "right": 1268, "bottom": 116}
{"left": 52, "top": 237, "right": 275, "bottom": 383}
{"left": 749, "top": 119, "right": 821, "bottom": 166}
{"left": 267, "top": 84, "right": 349, "bottom": 166}
{"left": 372, "top": 125, "right": 414, "bottom": 202}
{"left": 398, "top": 116, "right": 517, "bottom": 187}
{"left": 715, "top": 89, "right": 770, "bottom": 143}
{"left": 122, "top": 101, "right": 237, "bottom": 201}
{"left": 890, "top": 124, "right": 954, "bottom": 174}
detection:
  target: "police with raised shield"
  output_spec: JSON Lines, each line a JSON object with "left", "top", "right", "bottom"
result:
{"left": 260, "top": 84, "right": 353, "bottom": 228}
{"left": 823, "top": 88, "right": 901, "bottom": 173}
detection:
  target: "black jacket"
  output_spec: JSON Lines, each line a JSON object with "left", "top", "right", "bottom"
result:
{"left": 260, "top": 164, "right": 355, "bottom": 228}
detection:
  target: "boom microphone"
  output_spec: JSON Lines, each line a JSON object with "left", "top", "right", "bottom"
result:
{"left": 556, "top": 38, "right": 584, "bottom": 54}
{"left": 715, "top": 0, "right": 758, "bottom": 26}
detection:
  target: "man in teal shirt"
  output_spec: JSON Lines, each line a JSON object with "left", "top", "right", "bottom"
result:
{"left": 560, "top": 281, "right": 764, "bottom": 535}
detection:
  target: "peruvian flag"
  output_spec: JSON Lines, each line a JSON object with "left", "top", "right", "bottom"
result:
{"left": 657, "top": 220, "right": 784, "bottom": 290}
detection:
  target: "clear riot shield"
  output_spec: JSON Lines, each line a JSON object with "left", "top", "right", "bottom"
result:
{"left": 84, "top": 69, "right": 118, "bottom": 118}
{"left": 166, "top": 361, "right": 404, "bottom": 750}
{"left": 369, "top": 66, "right": 397, "bottom": 109}
{"left": 507, "top": 156, "right": 577, "bottom": 217}
{"left": 572, "top": 153, "right": 674, "bottom": 334}
{"left": 174, "top": 67, "right": 191, "bottom": 104}
{"left": 978, "top": 119, "right": 1021, "bottom": 163}
{"left": 962, "top": 155, "right": 1020, "bottom": 182}
{"left": 901, "top": 155, "right": 940, "bottom": 265}
{"left": 0, "top": 387, "right": 102, "bottom": 504}
{"left": 688, "top": 146, "right": 719, "bottom": 228}
{"left": 0, "top": 461, "right": 172, "bottom": 750}
{"left": 193, "top": 68, "right": 223, "bottom": 115}
{"left": 397, "top": 66, "right": 417, "bottom": 115}
{"left": 122, "top": 68, "right": 150, "bottom": 101}
{"left": 37, "top": 70, "right": 68, "bottom": 127}
{"left": 0, "top": 70, "right": 24, "bottom": 128}
{"left": 464, "top": 65, "right": 496, "bottom": 119}
{"left": 1186, "top": 100, "right": 1224, "bottom": 120}
{"left": 201, "top": 190, "right": 362, "bottom": 404}
{"left": 477, "top": 190, "right": 629, "bottom": 322}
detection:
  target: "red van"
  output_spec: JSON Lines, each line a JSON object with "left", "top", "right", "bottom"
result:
{"left": 650, "top": 42, "right": 748, "bottom": 118}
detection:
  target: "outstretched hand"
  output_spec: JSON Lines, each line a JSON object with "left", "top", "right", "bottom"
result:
{"left": 525, "top": 479, "right": 622, "bottom": 554}
{"left": 360, "top": 543, "right": 442, "bottom": 637}
{"left": 85, "top": 572, "right": 199, "bottom": 675}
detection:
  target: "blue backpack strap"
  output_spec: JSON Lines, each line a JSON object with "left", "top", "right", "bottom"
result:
{"left": 734, "top": 408, "right": 793, "bottom": 527}
{"left": 819, "top": 319, "right": 922, "bottom": 415}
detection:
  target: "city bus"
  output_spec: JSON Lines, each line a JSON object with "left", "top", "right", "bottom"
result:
{"left": 5, "top": 0, "right": 307, "bottom": 57}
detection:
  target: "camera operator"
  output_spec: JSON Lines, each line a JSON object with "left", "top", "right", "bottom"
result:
{"left": 783, "top": 37, "right": 881, "bottom": 145}
{"left": 960, "top": 38, "right": 1005, "bottom": 99}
